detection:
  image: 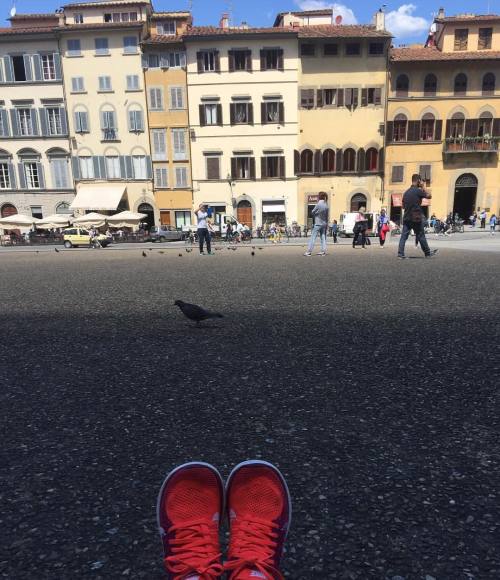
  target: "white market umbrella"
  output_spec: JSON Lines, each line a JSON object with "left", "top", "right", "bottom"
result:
{"left": 107, "top": 211, "right": 147, "bottom": 228}
{"left": 0, "top": 214, "right": 41, "bottom": 228}
{"left": 37, "top": 214, "right": 73, "bottom": 229}
{"left": 72, "top": 212, "right": 108, "bottom": 227}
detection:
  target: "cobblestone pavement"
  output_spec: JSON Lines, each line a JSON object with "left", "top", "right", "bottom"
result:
{"left": 1, "top": 247, "right": 499, "bottom": 579}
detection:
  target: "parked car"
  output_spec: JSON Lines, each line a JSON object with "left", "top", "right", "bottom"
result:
{"left": 148, "top": 226, "right": 185, "bottom": 242}
{"left": 63, "top": 228, "right": 111, "bottom": 248}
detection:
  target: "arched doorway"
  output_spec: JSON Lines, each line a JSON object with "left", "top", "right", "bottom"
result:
{"left": 453, "top": 174, "right": 478, "bottom": 220}
{"left": 1, "top": 203, "right": 17, "bottom": 218}
{"left": 138, "top": 203, "right": 155, "bottom": 230}
{"left": 350, "top": 193, "right": 367, "bottom": 212}
{"left": 237, "top": 200, "right": 252, "bottom": 227}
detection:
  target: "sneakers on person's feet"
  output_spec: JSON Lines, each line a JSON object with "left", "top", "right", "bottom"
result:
{"left": 224, "top": 460, "right": 291, "bottom": 580}
{"left": 157, "top": 462, "right": 224, "bottom": 579}
{"left": 303, "top": 252, "right": 311, "bottom": 256}
{"left": 398, "top": 255, "right": 406, "bottom": 259}
{"left": 425, "top": 249, "right": 439, "bottom": 258}
{"left": 199, "top": 252, "right": 205, "bottom": 255}
{"left": 316, "top": 252, "right": 326, "bottom": 256}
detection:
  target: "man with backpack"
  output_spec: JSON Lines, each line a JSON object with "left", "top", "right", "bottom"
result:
{"left": 398, "top": 174, "right": 438, "bottom": 259}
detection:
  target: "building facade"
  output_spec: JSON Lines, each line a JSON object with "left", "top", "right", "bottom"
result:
{"left": 0, "top": 14, "right": 74, "bottom": 222}
{"left": 386, "top": 11, "right": 500, "bottom": 222}
{"left": 142, "top": 11, "right": 193, "bottom": 229}
{"left": 58, "top": 0, "right": 156, "bottom": 226}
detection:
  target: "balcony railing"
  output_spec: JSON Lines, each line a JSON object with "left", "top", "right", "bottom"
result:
{"left": 102, "top": 129, "right": 118, "bottom": 141}
{"left": 444, "top": 137, "right": 499, "bottom": 154}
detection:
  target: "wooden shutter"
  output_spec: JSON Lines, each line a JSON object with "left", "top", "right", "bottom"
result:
{"left": 352, "top": 89, "right": 359, "bottom": 109}
{"left": 316, "top": 89, "right": 323, "bottom": 108}
{"left": 374, "top": 87, "right": 382, "bottom": 105}
{"left": 38, "top": 108, "right": 48, "bottom": 136}
{"left": 277, "top": 49, "right": 284, "bottom": 71}
{"left": 434, "top": 120, "right": 443, "bottom": 141}
{"left": 8, "top": 162, "right": 17, "bottom": 188}
{"left": 248, "top": 103, "right": 254, "bottom": 125}
{"left": 336, "top": 149, "right": 343, "bottom": 173}
{"left": 216, "top": 104, "right": 223, "bottom": 126}
{"left": 214, "top": 51, "right": 220, "bottom": 72}
{"left": 18, "top": 163, "right": 27, "bottom": 188}
{"left": 407, "top": 120, "right": 420, "bottom": 142}
{"left": 345, "top": 88, "right": 353, "bottom": 107}
{"left": 278, "top": 102, "right": 284, "bottom": 125}
{"left": 0, "top": 110, "right": 9, "bottom": 137}
{"left": 260, "top": 50, "right": 266, "bottom": 70}
{"left": 206, "top": 157, "right": 219, "bottom": 180}
{"left": 279, "top": 156, "right": 285, "bottom": 179}
{"left": 445, "top": 119, "right": 452, "bottom": 138}
{"left": 246, "top": 50, "right": 252, "bottom": 72}
{"left": 228, "top": 50, "right": 235, "bottom": 72}
{"left": 419, "top": 164, "right": 431, "bottom": 184}
{"left": 465, "top": 118, "right": 479, "bottom": 137}
{"left": 386, "top": 121, "right": 394, "bottom": 143}
{"left": 250, "top": 157, "right": 256, "bottom": 180}
{"left": 361, "top": 88, "right": 368, "bottom": 107}
{"left": 196, "top": 52, "right": 203, "bottom": 72}
{"left": 378, "top": 148, "right": 384, "bottom": 174}
{"left": 314, "top": 150, "right": 322, "bottom": 174}
{"left": 261, "top": 102, "right": 267, "bottom": 125}
{"left": 261, "top": 157, "right": 267, "bottom": 179}
{"left": 32, "top": 54, "right": 42, "bottom": 81}
{"left": 337, "top": 89, "right": 344, "bottom": 107}
{"left": 357, "top": 148, "right": 365, "bottom": 172}
{"left": 230, "top": 103, "right": 236, "bottom": 125}
{"left": 230, "top": 157, "right": 237, "bottom": 179}
{"left": 71, "top": 157, "right": 81, "bottom": 180}
{"left": 391, "top": 165, "right": 403, "bottom": 182}
{"left": 493, "top": 118, "right": 500, "bottom": 136}
{"left": 3, "top": 56, "right": 13, "bottom": 82}
{"left": 294, "top": 150, "right": 299, "bottom": 175}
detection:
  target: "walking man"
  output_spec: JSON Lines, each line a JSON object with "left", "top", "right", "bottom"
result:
{"left": 480, "top": 209, "right": 487, "bottom": 229}
{"left": 398, "top": 174, "right": 438, "bottom": 259}
{"left": 196, "top": 204, "right": 213, "bottom": 255}
{"left": 304, "top": 192, "right": 329, "bottom": 256}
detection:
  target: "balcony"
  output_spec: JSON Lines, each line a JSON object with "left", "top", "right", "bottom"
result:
{"left": 102, "top": 129, "right": 119, "bottom": 142}
{"left": 444, "top": 137, "right": 499, "bottom": 156}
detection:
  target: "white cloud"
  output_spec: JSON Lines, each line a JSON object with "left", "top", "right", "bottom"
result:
{"left": 385, "top": 4, "right": 429, "bottom": 38}
{"left": 295, "top": 1, "right": 358, "bottom": 25}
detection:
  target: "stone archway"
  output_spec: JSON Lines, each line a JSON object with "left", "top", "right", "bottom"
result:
{"left": 453, "top": 174, "right": 478, "bottom": 220}
{"left": 237, "top": 200, "right": 252, "bottom": 227}
{"left": 350, "top": 193, "right": 367, "bottom": 212}
{"left": 138, "top": 203, "right": 155, "bottom": 230}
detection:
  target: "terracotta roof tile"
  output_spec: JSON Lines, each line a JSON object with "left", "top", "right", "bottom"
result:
{"left": 56, "top": 21, "right": 144, "bottom": 31}
{"left": 9, "top": 13, "right": 57, "bottom": 20}
{"left": 151, "top": 12, "right": 191, "bottom": 20}
{"left": 298, "top": 24, "right": 392, "bottom": 38}
{"left": 437, "top": 14, "right": 500, "bottom": 23}
{"left": 391, "top": 46, "right": 500, "bottom": 62}
{"left": 184, "top": 26, "right": 297, "bottom": 39}
{"left": 63, "top": 1, "right": 149, "bottom": 8}
{"left": 0, "top": 26, "right": 56, "bottom": 36}
{"left": 143, "top": 34, "right": 184, "bottom": 45}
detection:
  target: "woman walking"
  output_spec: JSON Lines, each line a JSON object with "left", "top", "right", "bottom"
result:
{"left": 377, "top": 209, "right": 390, "bottom": 247}
{"left": 352, "top": 210, "right": 368, "bottom": 249}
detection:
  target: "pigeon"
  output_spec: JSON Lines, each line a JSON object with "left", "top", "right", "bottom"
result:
{"left": 258, "top": 247, "right": 263, "bottom": 250}
{"left": 174, "top": 300, "right": 223, "bottom": 324}
{"left": 178, "top": 253, "right": 182, "bottom": 257}
{"left": 142, "top": 251, "right": 147, "bottom": 257}
{"left": 159, "top": 251, "right": 165, "bottom": 254}
{"left": 252, "top": 246, "right": 256, "bottom": 249}
{"left": 54, "top": 248, "right": 60, "bottom": 253}
{"left": 149, "top": 248, "right": 153, "bottom": 252}
{"left": 251, "top": 251, "right": 255, "bottom": 256}
{"left": 186, "top": 248, "right": 193, "bottom": 253}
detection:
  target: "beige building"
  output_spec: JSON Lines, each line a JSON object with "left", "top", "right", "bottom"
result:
{"left": 0, "top": 14, "right": 74, "bottom": 224}
{"left": 58, "top": 0, "right": 156, "bottom": 226}
{"left": 142, "top": 11, "right": 193, "bottom": 229}
{"left": 387, "top": 11, "right": 500, "bottom": 222}
{"left": 185, "top": 21, "right": 299, "bottom": 228}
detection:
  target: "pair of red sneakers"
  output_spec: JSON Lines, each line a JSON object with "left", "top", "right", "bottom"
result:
{"left": 157, "top": 460, "right": 292, "bottom": 580}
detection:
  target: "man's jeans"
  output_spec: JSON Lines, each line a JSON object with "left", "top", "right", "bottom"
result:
{"left": 398, "top": 221, "right": 430, "bottom": 256}
{"left": 308, "top": 225, "right": 327, "bottom": 253}
{"left": 198, "top": 228, "right": 211, "bottom": 254}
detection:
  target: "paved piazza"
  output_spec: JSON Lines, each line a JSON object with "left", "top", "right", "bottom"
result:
{"left": 2, "top": 243, "right": 499, "bottom": 579}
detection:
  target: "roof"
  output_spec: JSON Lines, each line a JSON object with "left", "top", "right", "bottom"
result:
{"left": 298, "top": 24, "right": 392, "bottom": 39}
{"left": 55, "top": 21, "right": 144, "bottom": 32}
{"left": 274, "top": 9, "right": 333, "bottom": 26}
{"left": 183, "top": 26, "right": 297, "bottom": 40}
{"left": 9, "top": 13, "right": 57, "bottom": 20}
{"left": 436, "top": 14, "right": 500, "bottom": 23}
{"left": 151, "top": 11, "right": 191, "bottom": 20}
{"left": 0, "top": 26, "right": 56, "bottom": 36}
{"left": 62, "top": 0, "right": 150, "bottom": 8}
{"left": 143, "top": 34, "right": 184, "bottom": 45}
{"left": 391, "top": 46, "right": 500, "bottom": 62}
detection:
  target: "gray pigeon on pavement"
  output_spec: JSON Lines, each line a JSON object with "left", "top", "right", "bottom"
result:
{"left": 174, "top": 300, "right": 223, "bottom": 324}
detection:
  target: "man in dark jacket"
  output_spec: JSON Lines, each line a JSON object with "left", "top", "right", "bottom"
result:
{"left": 398, "top": 174, "right": 438, "bottom": 259}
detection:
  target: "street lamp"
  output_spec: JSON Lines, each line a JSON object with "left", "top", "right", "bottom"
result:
{"left": 227, "top": 173, "right": 236, "bottom": 209}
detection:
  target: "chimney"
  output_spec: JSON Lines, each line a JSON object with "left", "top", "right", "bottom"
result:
{"left": 437, "top": 7, "right": 445, "bottom": 19}
{"left": 374, "top": 8, "right": 385, "bottom": 31}
{"left": 219, "top": 13, "right": 229, "bottom": 29}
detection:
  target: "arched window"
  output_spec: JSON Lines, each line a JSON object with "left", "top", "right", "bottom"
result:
{"left": 300, "top": 149, "right": 313, "bottom": 173}
{"left": 482, "top": 73, "right": 495, "bottom": 95}
{"left": 393, "top": 113, "right": 408, "bottom": 142}
{"left": 396, "top": 74, "right": 409, "bottom": 97}
{"left": 454, "top": 73, "right": 467, "bottom": 96}
{"left": 99, "top": 105, "right": 118, "bottom": 141}
{"left": 423, "top": 73, "right": 437, "bottom": 96}
{"left": 365, "top": 148, "right": 378, "bottom": 172}
{"left": 1, "top": 203, "right": 17, "bottom": 218}
{"left": 421, "top": 113, "right": 436, "bottom": 141}
{"left": 343, "top": 148, "right": 356, "bottom": 172}
{"left": 478, "top": 112, "right": 493, "bottom": 137}
{"left": 127, "top": 104, "right": 145, "bottom": 133}
{"left": 56, "top": 202, "right": 71, "bottom": 214}
{"left": 449, "top": 112, "right": 465, "bottom": 138}
{"left": 322, "top": 149, "right": 335, "bottom": 172}
{"left": 350, "top": 193, "right": 367, "bottom": 212}
{"left": 73, "top": 105, "right": 90, "bottom": 133}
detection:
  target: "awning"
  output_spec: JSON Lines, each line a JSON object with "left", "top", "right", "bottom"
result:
{"left": 70, "top": 184, "right": 126, "bottom": 211}
{"left": 262, "top": 202, "right": 285, "bottom": 213}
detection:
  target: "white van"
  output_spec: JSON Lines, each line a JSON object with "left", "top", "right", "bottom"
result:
{"left": 339, "top": 212, "right": 380, "bottom": 237}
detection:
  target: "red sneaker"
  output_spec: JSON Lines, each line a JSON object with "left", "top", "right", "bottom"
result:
{"left": 157, "top": 462, "right": 224, "bottom": 579}
{"left": 224, "top": 460, "right": 292, "bottom": 580}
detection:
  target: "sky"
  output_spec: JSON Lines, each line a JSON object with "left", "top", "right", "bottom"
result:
{"left": 2, "top": 0, "right": 499, "bottom": 44}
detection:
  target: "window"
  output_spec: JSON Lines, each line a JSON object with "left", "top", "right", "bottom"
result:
{"left": 47, "top": 108, "right": 63, "bottom": 135}
{"left": 233, "top": 156, "right": 251, "bottom": 179}
{"left": 300, "top": 149, "right": 313, "bottom": 173}
{"left": 361, "top": 88, "right": 381, "bottom": 106}
{"left": 419, "top": 165, "right": 431, "bottom": 187}
{"left": 365, "top": 148, "right": 378, "bottom": 171}
{"left": 262, "top": 155, "right": 284, "bottom": 179}
{"left": 126, "top": 75, "right": 140, "bottom": 90}
{"left": 74, "top": 13, "right": 84, "bottom": 24}
{"left": 104, "top": 13, "right": 112, "bottom": 22}
{"left": 478, "top": 28, "right": 492, "bottom": 50}
{"left": 393, "top": 114, "right": 408, "bottom": 142}
{"left": 41, "top": 55, "right": 56, "bottom": 80}
{"left": 71, "top": 77, "right": 85, "bottom": 92}
{"left": 158, "top": 20, "right": 176, "bottom": 35}
{"left": 369, "top": 42, "right": 384, "bottom": 55}
{"left": 345, "top": 43, "right": 361, "bottom": 56}
{"left": 101, "top": 110, "right": 117, "bottom": 140}
{"left": 424, "top": 74, "right": 437, "bottom": 96}
{"left": 454, "top": 73, "right": 467, "bottom": 96}
{"left": 176, "top": 210, "right": 191, "bottom": 228}
{"left": 202, "top": 103, "right": 219, "bottom": 126}
{"left": 106, "top": 156, "right": 121, "bottom": 179}
{"left": 0, "top": 163, "right": 11, "bottom": 189}
{"left": 231, "top": 102, "right": 251, "bottom": 124}
{"left": 31, "top": 206, "right": 43, "bottom": 219}
{"left": 151, "top": 129, "right": 167, "bottom": 161}
{"left": 482, "top": 73, "right": 495, "bottom": 95}
{"left": 123, "top": 37, "right": 138, "bottom": 54}
{"left": 130, "top": 12, "right": 138, "bottom": 21}
{"left": 396, "top": 74, "right": 409, "bottom": 97}
{"left": 128, "top": 109, "right": 143, "bottom": 132}
{"left": 149, "top": 87, "right": 164, "bottom": 111}
{"left": 206, "top": 156, "right": 220, "bottom": 180}
{"left": 344, "top": 88, "right": 359, "bottom": 108}
{"left": 12, "top": 55, "right": 27, "bottom": 82}
{"left": 260, "top": 48, "right": 283, "bottom": 71}
{"left": 300, "top": 44, "right": 315, "bottom": 57}
{"left": 95, "top": 38, "right": 109, "bottom": 56}
{"left": 175, "top": 167, "right": 188, "bottom": 187}
{"left": 98, "top": 76, "right": 112, "bottom": 92}
{"left": 18, "top": 108, "right": 34, "bottom": 136}
{"left": 449, "top": 113, "right": 465, "bottom": 138}
{"left": 121, "top": 12, "right": 130, "bottom": 22}
{"left": 132, "top": 155, "right": 147, "bottom": 179}
{"left": 168, "top": 51, "right": 186, "bottom": 68}
{"left": 323, "top": 88, "right": 337, "bottom": 106}
{"left": 350, "top": 193, "right": 367, "bottom": 212}
{"left": 155, "top": 166, "right": 168, "bottom": 188}
{"left": 56, "top": 202, "right": 71, "bottom": 214}
{"left": 263, "top": 101, "right": 281, "bottom": 124}
{"left": 172, "top": 129, "right": 187, "bottom": 160}
{"left": 324, "top": 43, "right": 338, "bottom": 56}
{"left": 300, "top": 89, "right": 315, "bottom": 109}
{"left": 391, "top": 165, "right": 404, "bottom": 183}
{"left": 229, "top": 49, "right": 251, "bottom": 72}
{"left": 198, "top": 50, "right": 219, "bottom": 72}
{"left": 322, "top": 149, "right": 335, "bottom": 172}
{"left": 67, "top": 39, "right": 81, "bottom": 57}
{"left": 170, "top": 87, "right": 184, "bottom": 109}
{"left": 79, "top": 156, "right": 94, "bottom": 179}
{"left": 343, "top": 148, "right": 356, "bottom": 172}
{"left": 478, "top": 112, "right": 493, "bottom": 137}
{"left": 454, "top": 29, "right": 468, "bottom": 51}
{"left": 148, "top": 54, "right": 160, "bottom": 68}
{"left": 421, "top": 113, "right": 436, "bottom": 141}
{"left": 74, "top": 111, "right": 89, "bottom": 133}
{"left": 50, "top": 158, "right": 69, "bottom": 188}
{"left": 24, "top": 162, "right": 40, "bottom": 189}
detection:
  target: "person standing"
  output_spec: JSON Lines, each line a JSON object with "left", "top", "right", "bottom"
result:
{"left": 352, "top": 210, "right": 368, "bottom": 249}
{"left": 377, "top": 209, "right": 390, "bottom": 247}
{"left": 304, "top": 192, "right": 328, "bottom": 256}
{"left": 398, "top": 174, "right": 438, "bottom": 259}
{"left": 490, "top": 213, "right": 497, "bottom": 234}
{"left": 480, "top": 209, "right": 487, "bottom": 229}
{"left": 196, "top": 204, "right": 212, "bottom": 255}
{"left": 331, "top": 219, "right": 338, "bottom": 244}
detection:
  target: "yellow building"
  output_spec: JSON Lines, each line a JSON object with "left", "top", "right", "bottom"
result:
{"left": 387, "top": 11, "right": 500, "bottom": 222}
{"left": 142, "top": 11, "right": 193, "bottom": 229}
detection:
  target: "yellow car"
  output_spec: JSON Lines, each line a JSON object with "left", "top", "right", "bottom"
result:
{"left": 63, "top": 228, "right": 111, "bottom": 248}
